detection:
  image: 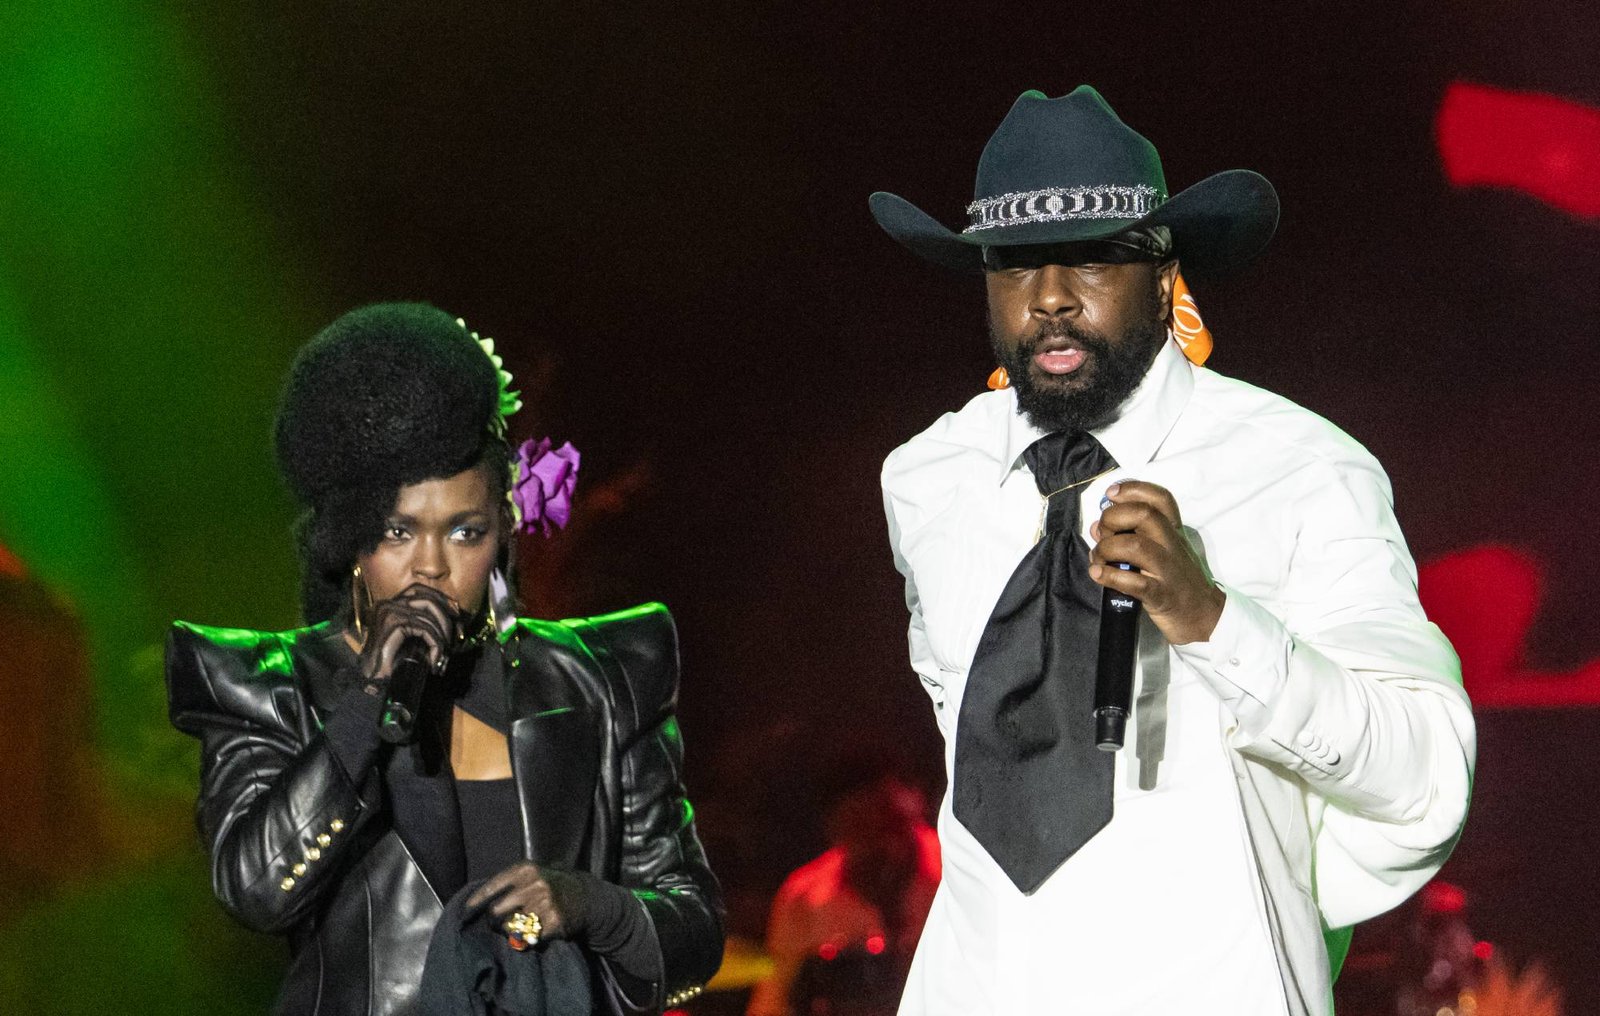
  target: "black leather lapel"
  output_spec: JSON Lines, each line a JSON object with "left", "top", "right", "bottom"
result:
{"left": 507, "top": 629, "right": 602, "bottom": 868}
{"left": 383, "top": 743, "right": 467, "bottom": 903}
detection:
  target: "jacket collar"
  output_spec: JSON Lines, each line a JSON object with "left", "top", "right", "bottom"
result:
{"left": 998, "top": 337, "right": 1196, "bottom": 483}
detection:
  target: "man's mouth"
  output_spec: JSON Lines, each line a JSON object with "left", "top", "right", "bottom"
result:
{"left": 1031, "top": 335, "right": 1089, "bottom": 376}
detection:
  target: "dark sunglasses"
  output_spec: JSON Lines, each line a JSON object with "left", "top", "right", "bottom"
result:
{"left": 982, "top": 241, "right": 1166, "bottom": 272}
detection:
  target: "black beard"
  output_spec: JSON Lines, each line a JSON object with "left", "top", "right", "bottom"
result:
{"left": 989, "top": 311, "right": 1167, "bottom": 434}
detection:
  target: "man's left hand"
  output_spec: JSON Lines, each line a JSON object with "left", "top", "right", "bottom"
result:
{"left": 1089, "top": 480, "right": 1225, "bottom": 646}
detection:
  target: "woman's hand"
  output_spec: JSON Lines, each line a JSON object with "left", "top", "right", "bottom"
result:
{"left": 467, "top": 862, "right": 594, "bottom": 941}
{"left": 358, "top": 582, "right": 462, "bottom": 686}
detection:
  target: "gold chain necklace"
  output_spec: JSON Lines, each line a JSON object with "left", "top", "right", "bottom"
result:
{"left": 1034, "top": 466, "right": 1118, "bottom": 544}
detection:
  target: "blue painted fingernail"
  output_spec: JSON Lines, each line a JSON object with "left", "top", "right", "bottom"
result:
{"left": 1099, "top": 496, "right": 1114, "bottom": 510}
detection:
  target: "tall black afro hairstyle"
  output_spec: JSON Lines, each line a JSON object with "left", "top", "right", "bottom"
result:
{"left": 274, "top": 302, "right": 514, "bottom": 623}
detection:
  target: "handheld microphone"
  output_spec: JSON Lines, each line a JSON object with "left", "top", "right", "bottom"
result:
{"left": 379, "top": 635, "right": 434, "bottom": 745}
{"left": 1094, "top": 561, "right": 1142, "bottom": 752}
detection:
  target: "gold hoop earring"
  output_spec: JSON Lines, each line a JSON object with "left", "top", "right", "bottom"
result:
{"left": 351, "top": 565, "right": 371, "bottom": 641}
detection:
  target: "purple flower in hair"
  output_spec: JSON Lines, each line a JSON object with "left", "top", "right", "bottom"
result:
{"left": 512, "top": 438, "right": 580, "bottom": 536}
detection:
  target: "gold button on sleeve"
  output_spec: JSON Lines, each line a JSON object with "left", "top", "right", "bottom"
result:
{"left": 305, "top": 847, "right": 322, "bottom": 862}
{"left": 316, "top": 833, "right": 332, "bottom": 848}
{"left": 329, "top": 819, "right": 345, "bottom": 833}
{"left": 292, "top": 863, "right": 308, "bottom": 877}
{"left": 280, "top": 876, "right": 296, "bottom": 891}
{"left": 666, "top": 985, "right": 704, "bottom": 1006}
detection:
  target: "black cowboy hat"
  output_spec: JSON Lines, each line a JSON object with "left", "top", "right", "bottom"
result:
{"left": 869, "top": 86, "right": 1279, "bottom": 279}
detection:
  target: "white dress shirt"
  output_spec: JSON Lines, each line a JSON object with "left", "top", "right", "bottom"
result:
{"left": 882, "top": 339, "right": 1476, "bottom": 1015}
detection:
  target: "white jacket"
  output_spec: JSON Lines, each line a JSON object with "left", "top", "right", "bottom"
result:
{"left": 882, "top": 340, "right": 1475, "bottom": 1015}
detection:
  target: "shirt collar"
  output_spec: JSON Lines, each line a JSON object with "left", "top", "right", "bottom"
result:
{"left": 998, "top": 337, "right": 1196, "bottom": 483}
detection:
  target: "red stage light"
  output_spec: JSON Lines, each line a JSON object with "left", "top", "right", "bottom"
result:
{"left": 819, "top": 942, "right": 839, "bottom": 960}
{"left": 1474, "top": 940, "right": 1495, "bottom": 962}
{"left": 0, "top": 542, "right": 24, "bottom": 579}
{"left": 866, "top": 935, "right": 887, "bottom": 955}
{"left": 1437, "top": 81, "right": 1600, "bottom": 219}
{"left": 1422, "top": 880, "right": 1468, "bottom": 915}
{"left": 1418, "top": 544, "right": 1600, "bottom": 708}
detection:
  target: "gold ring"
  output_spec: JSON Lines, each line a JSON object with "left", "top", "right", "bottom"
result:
{"left": 503, "top": 910, "right": 542, "bottom": 948}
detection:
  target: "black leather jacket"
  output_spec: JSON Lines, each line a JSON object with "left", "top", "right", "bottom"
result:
{"left": 166, "top": 602, "right": 723, "bottom": 1015}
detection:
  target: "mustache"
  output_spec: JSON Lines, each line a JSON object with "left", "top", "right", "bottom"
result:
{"left": 1022, "top": 319, "right": 1113, "bottom": 355}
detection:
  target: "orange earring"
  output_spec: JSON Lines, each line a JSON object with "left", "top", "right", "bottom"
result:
{"left": 987, "top": 366, "right": 1011, "bottom": 390}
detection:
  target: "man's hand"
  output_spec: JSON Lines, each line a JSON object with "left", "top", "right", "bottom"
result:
{"left": 1088, "top": 480, "right": 1225, "bottom": 646}
{"left": 467, "top": 862, "right": 591, "bottom": 941}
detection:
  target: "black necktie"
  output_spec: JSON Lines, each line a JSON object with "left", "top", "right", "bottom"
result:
{"left": 953, "top": 430, "right": 1118, "bottom": 894}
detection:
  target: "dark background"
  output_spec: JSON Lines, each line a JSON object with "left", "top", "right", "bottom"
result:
{"left": 1, "top": 2, "right": 1597, "bottom": 1012}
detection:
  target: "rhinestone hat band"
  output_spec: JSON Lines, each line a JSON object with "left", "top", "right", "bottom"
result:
{"left": 964, "top": 184, "right": 1164, "bottom": 233}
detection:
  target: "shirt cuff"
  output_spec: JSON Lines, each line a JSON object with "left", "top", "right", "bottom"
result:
{"left": 1172, "top": 587, "right": 1293, "bottom": 739}
{"left": 322, "top": 683, "right": 387, "bottom": 787}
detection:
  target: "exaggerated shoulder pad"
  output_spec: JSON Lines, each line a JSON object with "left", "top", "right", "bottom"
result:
{"left": 165, "top": 620, "right": 326, "bottom": 722}
{"left": 544, "top": 602, "right": 680, "bottom": 720}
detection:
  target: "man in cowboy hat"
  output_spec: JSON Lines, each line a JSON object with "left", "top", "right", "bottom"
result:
{"left": 872, "top": 87, "right": 1474, "bottom": 1015}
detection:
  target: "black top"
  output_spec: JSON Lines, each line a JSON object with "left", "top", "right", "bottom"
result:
{"left": 451, "top": 645, "right": 521, "bottom": 883}
{"left": 456, "top": 778, "right": 521, "bottom": 883}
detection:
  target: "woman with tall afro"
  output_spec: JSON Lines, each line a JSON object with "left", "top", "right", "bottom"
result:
{"left": 165, "top": 303, "right": 723, "bottom": 1015}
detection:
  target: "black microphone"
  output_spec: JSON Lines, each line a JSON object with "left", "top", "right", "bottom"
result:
{"left": 1094, "top": 561, "right": 1141, "bottom": 752}
{"left": 379, "top": 635, "right": 434, "bottom": 745}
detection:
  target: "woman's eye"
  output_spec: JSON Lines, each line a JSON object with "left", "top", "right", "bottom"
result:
{"left": 384, "top": 526, "right": 408, "bottom": 541}
{"left": 450, "top": 526, "right": 486, "bottom": 543}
